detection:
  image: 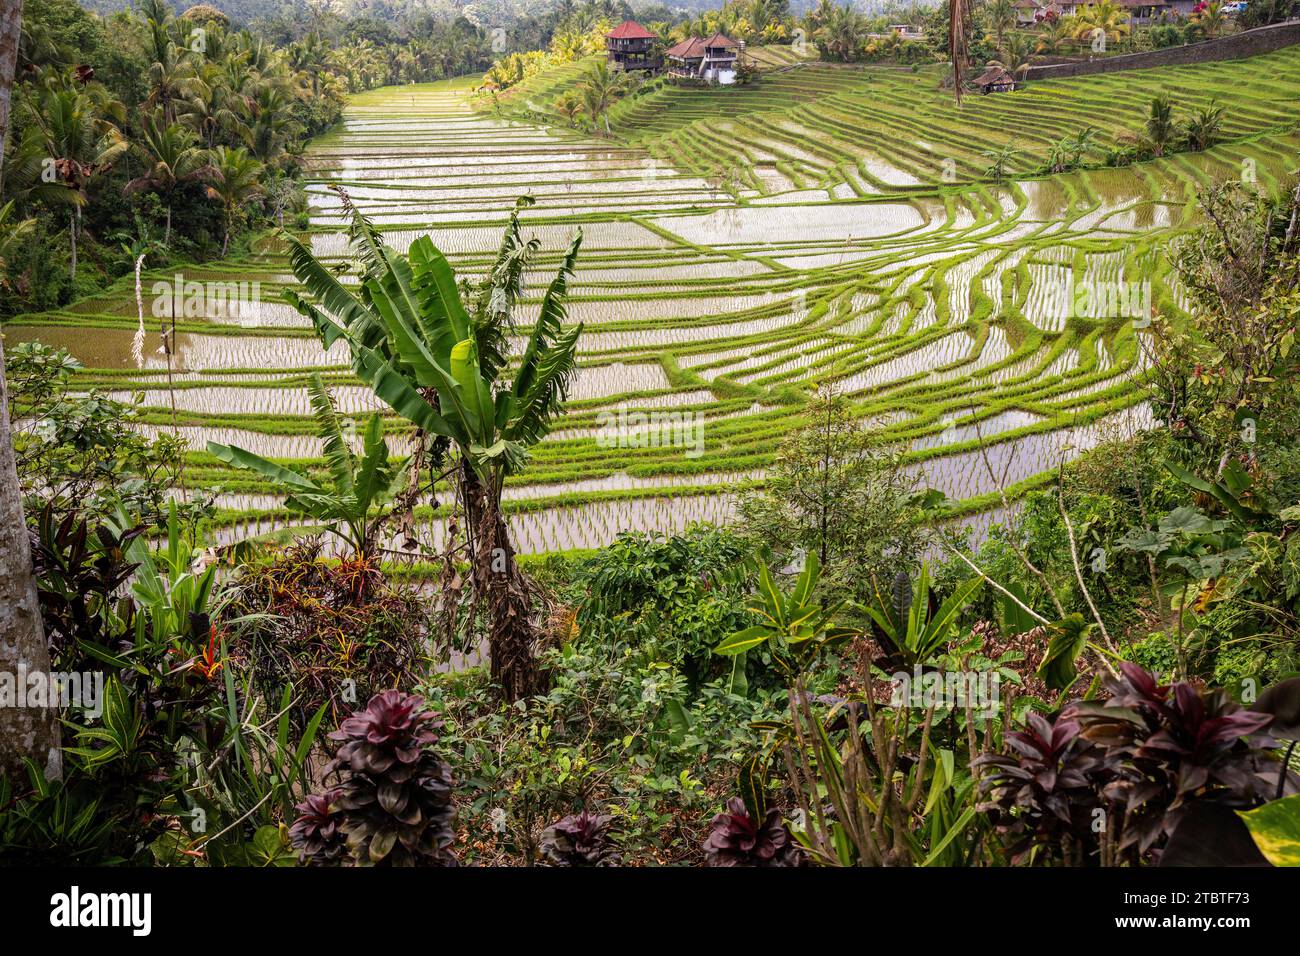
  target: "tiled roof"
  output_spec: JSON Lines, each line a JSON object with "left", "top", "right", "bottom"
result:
{"left": 666, "top": 37, "right": 706, "bottom": 59}
{"left": 667, "top": 32, "right": 739, "bottom": 59}
{"left": 975, "top": 65, "right": 1016, "bottom": 86}
{"left": 607, "top": 20, "right": 656, "bottom": 40}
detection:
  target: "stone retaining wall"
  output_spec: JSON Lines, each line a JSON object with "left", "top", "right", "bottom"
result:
{"left": 1023, "top": 20, "right": 1300, "bottom": 80}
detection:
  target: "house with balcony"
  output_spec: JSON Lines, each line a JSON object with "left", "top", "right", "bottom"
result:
{"left": 606, "top": 20, "right": 660, "bottom": 72}
{"left": 666, "top": 32, "right": 741, "bottom": 85}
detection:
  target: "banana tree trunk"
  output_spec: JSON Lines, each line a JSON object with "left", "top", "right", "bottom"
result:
{"left": 462, "top": 466, "right": 546, "bottom": 702}
{"left": 0, "top": 0, "right": 61, "bottom": 787}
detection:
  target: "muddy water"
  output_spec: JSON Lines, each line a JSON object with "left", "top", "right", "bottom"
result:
{"left": 4, "top": 325, "right": 345, "bottom": 371}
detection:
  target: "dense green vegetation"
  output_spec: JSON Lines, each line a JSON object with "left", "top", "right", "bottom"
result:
{"left": 3, "top": 0, "right": 1300, "bottom": 874}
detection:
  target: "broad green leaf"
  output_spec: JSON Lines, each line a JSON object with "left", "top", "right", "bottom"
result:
{"left": 1037, "top": 613, "right": 1091, "bottom": 690}
{"left": 714, "top": 625, "right": 771, "bottom": 656}
{"left": 1239, "top": 794, "right": 1300, "bottom": 866}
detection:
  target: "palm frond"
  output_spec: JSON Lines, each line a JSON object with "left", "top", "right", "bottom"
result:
{"left": 352, "top": 413, "right": 402, "bottom": 513}
{"left": 408, "top": 234, "right": 471, "bottom": 343}
{"left": 514, "top": 228, "right": 582, "bottom": 400}
{"left": 307, "top": 374, "right": 356, "bottom": 497}
{"left": 352, "top": 341, "right": 462, "bottom": 444}
{"left": 475, "top": 196, "right": 539, "bottom": 383}
{"left": 504, "top": 321, "right": 583, "bottom": 450}
{"left": 283, "top": 232, "right": 382, "bottom": 348}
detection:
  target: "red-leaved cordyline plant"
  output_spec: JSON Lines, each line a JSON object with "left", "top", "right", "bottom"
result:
{"left": 1065, "top": 662, "right": 1283, "bottom": 859}
{"left": 977, "top": 663, "right": 1291, "bottom": 864}
{"left": 293, "top": 690, "right": 456, "bottom": 866}
{"left": 703, "top": 797, "right": 803, "bottom": 867}
{"left": 538, "top": 811, "right": 622, "bottom": 866}
{"left": 974, "top": 712, "right": 1112, "bottom": 865}
{"left": 289, "top": 788, "right": 347, "bottom": 865}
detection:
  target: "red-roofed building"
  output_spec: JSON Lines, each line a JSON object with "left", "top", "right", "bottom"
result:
{"left": 606, "top": 20, "right": 660, "bottom": 72}
{"left": 666, "top": 32, "right": 741, "bottom": 85}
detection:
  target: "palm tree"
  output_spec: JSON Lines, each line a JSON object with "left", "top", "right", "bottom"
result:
{"left": 181, "top": 68, "right": 242, "bottom": 148}
{"left": 1073, "top": 1, "right": 1130, "bottom": 45}
{"left": 989, "top": 33, "right": 1034, "bottom": 78}
{"left": 288, "top": 32, "right": 329, "bottom": 96}
{"left": 1035, "top": 18, "right": 1073, "bottom": 54}
{"left": 281, "top": 193, "right": 585, "bottom": 701}
{"left": 125, "top": 109, "right": 215, "bottom": 245}
{"left": 986, "top": 0, "right": 1018, "bottom": 49}
{"left": 577, "top": 60, "right": 632, "bottom": 134}
{"left": 208, "top": 375, "right": 408, "bottom": 560}
{"left": 1, "top": 0, "right": 63, "bottom": 787}
{"left": 556, "top": 89, "right": 584, "bottom": 127}
{"left": 205, "top": 144, "right": 263, "bottom": 255}
{"left": 21, "top": 83, "right": 128, "bottom": 279}
{"left": 246, "top": 85, "right": 297, "bottom": 168}
{"left": 1046, "top": 126, "right": 1098, "bottom": 172}
{"left": 1066, "top": 125, "right": 1097, "bottom": 167}
{"left": 809, "top": 0, "right": 837, "bottom": 28}
{"left": 818, "top": 3, "right": 866, "bottom": 61}
{"left": 0, "top": 126, "right": 80, "bottom": 212}
{"left": 1143, "top": 94, "right": 1175, "bottom": 157}
{"left": 143, "top": 8, "right": 193, "bottom": 124}
{"left": 1184, "top": 101, "right": 1225, "bottom": 151}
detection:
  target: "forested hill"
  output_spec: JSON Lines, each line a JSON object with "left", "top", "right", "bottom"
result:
{"left": 75, "top": 0, "right": 844, "bottom": 30}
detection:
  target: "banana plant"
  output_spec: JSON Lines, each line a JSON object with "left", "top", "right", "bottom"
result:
{"left": 713, "top": 552, "right": 856, "bottom": 677}
{"left": 280, "top": 193, "right": 584, "bottom": 701}
{"left": 282, "top": 195, "right": 582, "bottom": 492}
{"left": 207, "top": 374, "right": 408, "bottom": 560}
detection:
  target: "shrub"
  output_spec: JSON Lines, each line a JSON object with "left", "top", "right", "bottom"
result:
{"left": 1066, "top": 662, "right": 1280, "bottom": 857}
{"left": 226, "top": 540, "right": 429, "bottom": 734}
{"left": 288, "top": 789, "right": 348, "bottom": 865}
{"left": 538, "top": 811, "right": 622, "bottom": 866}
{"left": 297, "top": 691, "right": 457, "bottom": 867}
{"left": 702, "top": 797, "right": 802, "bottom": 867}
{"left": 975, "top": 712, "right": 1112, "bottom": 864}
{"left": 573, "top": 525, "right": 752, "bottom": 684}
{"left": 977, "top": 663, "right": 1288, "bottom": 863}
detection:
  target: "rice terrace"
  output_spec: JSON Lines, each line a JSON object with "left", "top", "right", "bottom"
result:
{"left": 13, "top": 48, "right": 1298, "bottom": 555}
{"left": 4, "top": 0, "right": 1300, "bottom": 888}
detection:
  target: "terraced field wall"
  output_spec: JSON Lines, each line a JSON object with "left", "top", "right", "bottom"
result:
{"left": 1025, "top": 20, "right": 1300, "bottom": 80}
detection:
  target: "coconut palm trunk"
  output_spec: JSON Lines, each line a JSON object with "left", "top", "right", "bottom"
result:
{"left": 0, "top": 0, "right": 62, "bottom": 785}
